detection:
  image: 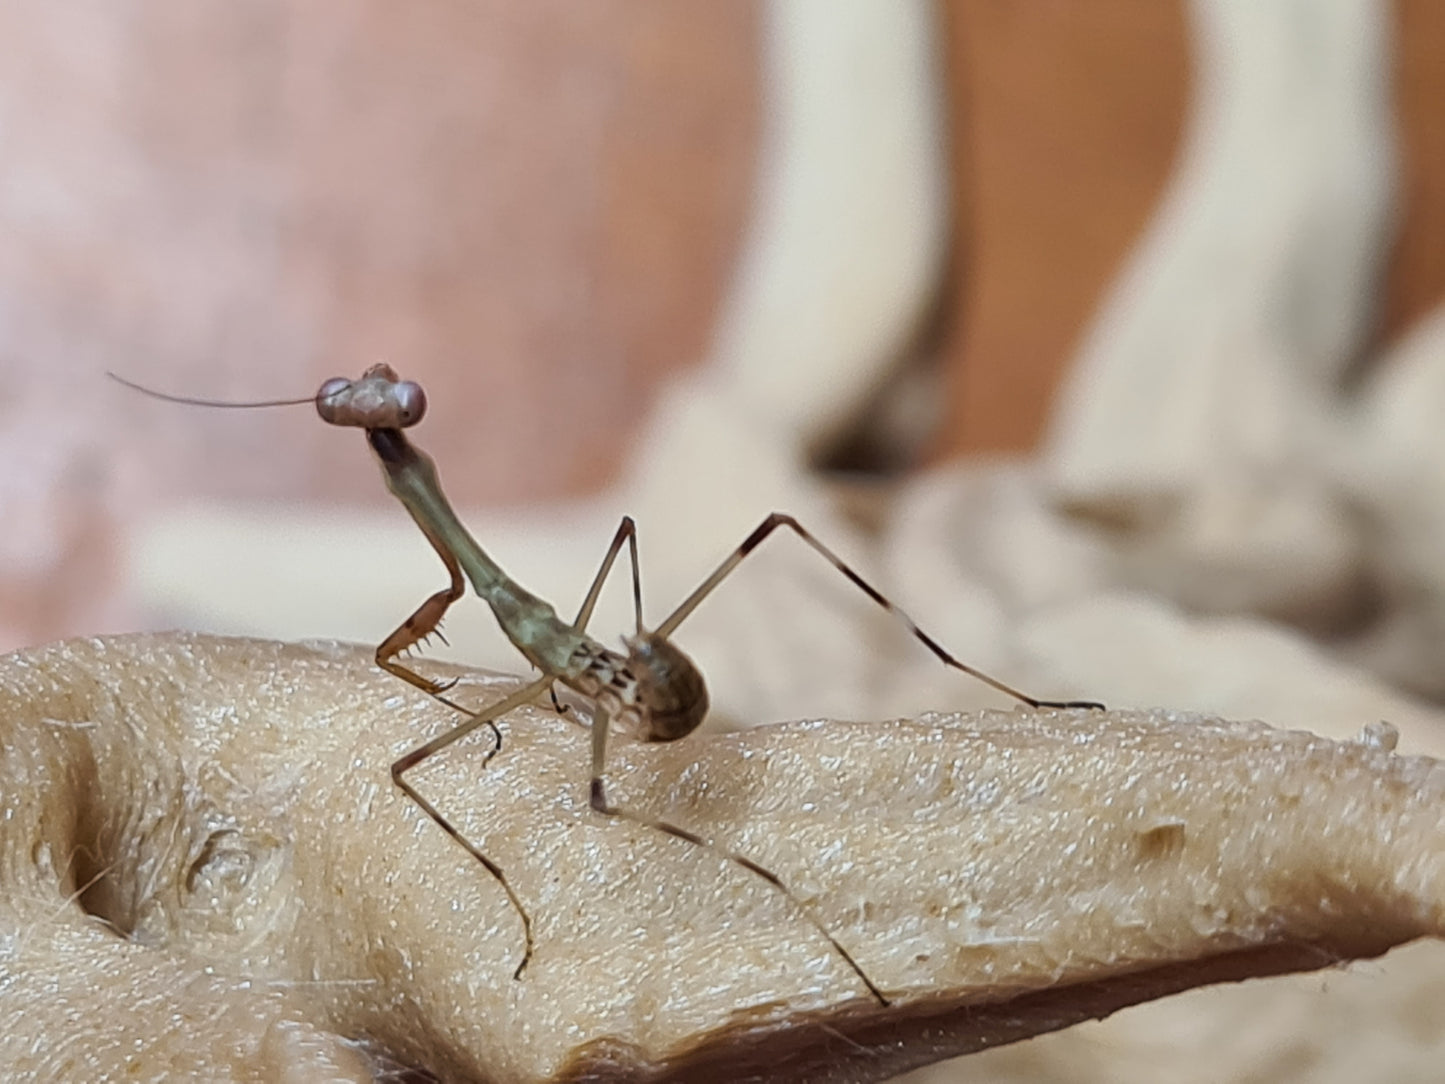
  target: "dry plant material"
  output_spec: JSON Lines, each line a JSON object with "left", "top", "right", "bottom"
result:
{"left": 0, "top": 633, "right": 1440, "bottom": 1081}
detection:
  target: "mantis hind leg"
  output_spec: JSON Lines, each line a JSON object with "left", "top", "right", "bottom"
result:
{"left": 586, "top": 701, "right": 889, "bottom": 1006}
{"left": 570, "top": 521, "right": 889, "bottom": 1004}
{"left": 654, "top": 512, "right": 1104, "bottom": 711}
{"left": 547, "top": 515, "right": 644, "bottom": 731}
{"left": 571, "top": 515, "right": 643, "bottom": 634}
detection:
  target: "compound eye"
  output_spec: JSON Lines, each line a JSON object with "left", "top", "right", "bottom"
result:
{"left": 391, "top": 380, "right": 427, "bottom": 426}
{"left": 314, "top": 377, "right": 352, "bottom": 423}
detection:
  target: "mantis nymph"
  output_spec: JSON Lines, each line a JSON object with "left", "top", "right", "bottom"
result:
{"left": 114, "top": 364, "right": 1104, "bottom": 1006}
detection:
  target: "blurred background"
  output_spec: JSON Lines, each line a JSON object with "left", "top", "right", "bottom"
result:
{"left": 5, "top": 0, "right": 1445, "bottom": 1079}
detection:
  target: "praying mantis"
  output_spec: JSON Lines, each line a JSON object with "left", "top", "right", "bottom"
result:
{"left": 113, "top": 363, "right": 1104, "bottom": 1007}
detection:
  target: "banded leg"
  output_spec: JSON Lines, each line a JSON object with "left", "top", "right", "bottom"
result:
{"left": 570, "top": 514, "right": 643, "bottom": 633}
{"left": 537, "top": 515, "right": 644, "bottom": 724}
{"left": 391, "top": 675, "right": 553, "bottom": 979}
{"left": 575, "top": 520, "right": 891, "bottom": 1005}
{"left": 570, "top": 517, "right": 648, "bottom": 793}
{"left": 568, "top": 515, "right": 644, "bottom": 753}
{"left": 656, "top": 512, "right": 1105, "bottom": 711}
{"left": 586, "top": 701, "right": 890, "bottom": 1006}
